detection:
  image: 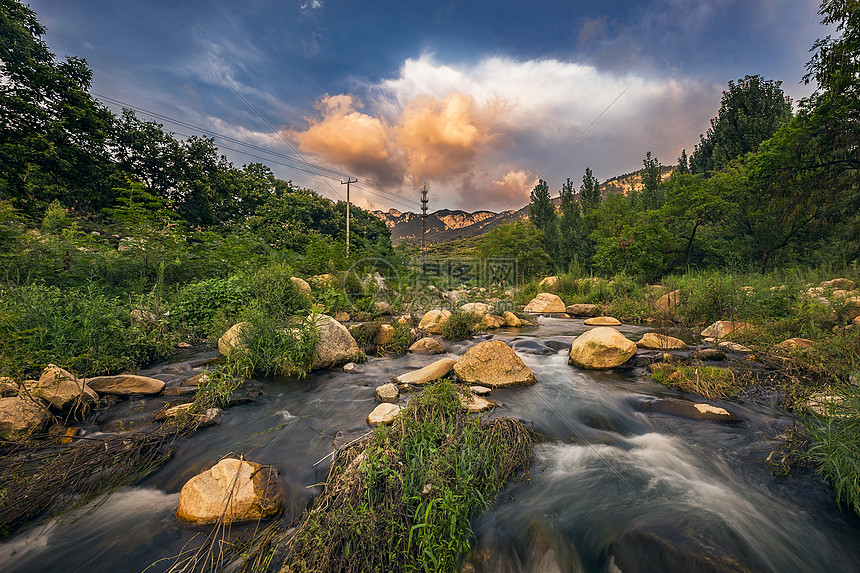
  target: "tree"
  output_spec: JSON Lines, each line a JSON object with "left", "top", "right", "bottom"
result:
{"left": 579, "top": 167, "right": 601, "bottom": 214}
{"left": 690, "top": 75, "right": 793, "bottom": 174}
{"left": 638, "top": 151, "right": 663, "bottom": 210}
{"left": 528, "top": 178, "right": 558, "bottom": 265}
{"left": 557, "top": 177, "right": 582, "bottom": 271}
{"left": 676, "top": 150, "right": 690, "bottom": 175}
{"left": 478, "top": 221, "right": 551, "bottom": 281}
{"left": 0, "top": 0, "right": 115, "bottom": 214}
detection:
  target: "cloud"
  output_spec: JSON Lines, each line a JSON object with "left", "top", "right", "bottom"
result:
{"left": 289, "top": 54, "right": 721, "bottom": 210}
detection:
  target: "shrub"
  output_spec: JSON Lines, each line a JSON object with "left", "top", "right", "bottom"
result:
{"left": 441, "top": 312, "right": 476, "bottom": 341}
{"left": 245, "top": 262, "right": 311, "bottom": 323}
{"left": 172, "top": 276, "right": 250, "bottom": 336}
{"left": 649, "top": 363, "right": 741, "bottom": 400}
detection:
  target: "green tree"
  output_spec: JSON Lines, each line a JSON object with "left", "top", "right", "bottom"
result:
{"left": 557, "top": 177, "right": 582, "bottom": 270}
{"left": 579, "top": 167, "right": 601, "bottom": 214}
{"left": 0, "top": 0, "right": 116, "bottom": 214}
{"left": 638, "top": 151, "right": 663, "bottom": 210}
{"left": 690, "top": 75, "right": 793, "bottom": 174}
{"left": 528, "top": 178, "right": 559, "bottom": 265}
{"left": 478, "top": 221, "right": 551, "bottom": 281}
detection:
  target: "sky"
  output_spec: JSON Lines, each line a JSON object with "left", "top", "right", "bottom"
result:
{"left": 27, "top": 0, "right": 829, "bottom": 213}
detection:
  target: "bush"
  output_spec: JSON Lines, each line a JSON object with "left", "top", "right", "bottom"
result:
{"left": 441, "top": 312, "right": 476, "bottom": 341}
{"left": 245, "top": 262, "right": 311, "bottom": 323}
{"left": 172, "top": 276, "right": 250, "bottom": 336}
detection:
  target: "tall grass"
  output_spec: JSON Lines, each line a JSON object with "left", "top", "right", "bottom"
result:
{"left": 284, "top": 381, "right": 537, "bottom": 572}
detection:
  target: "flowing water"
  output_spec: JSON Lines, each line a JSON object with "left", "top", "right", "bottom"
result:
{"left": 2, "top": 317, "right": 859, "bottom": 572}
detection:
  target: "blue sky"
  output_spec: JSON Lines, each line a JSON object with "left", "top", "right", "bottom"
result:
{"left": 29, "top": 0, "right": 828, "bottom": 212}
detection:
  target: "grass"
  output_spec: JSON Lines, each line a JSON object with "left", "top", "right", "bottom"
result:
{"left": 648, "top": 363, "right": 742, "bottom": 400}
{"left": 282, "top": 380, "right": 537, "bottom": 573}
{"left": 441, "top": 312, "right": 476, "bottom": 341}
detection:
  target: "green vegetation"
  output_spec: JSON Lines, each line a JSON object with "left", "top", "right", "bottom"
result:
{"left": 441, "top": 312, "right": 477, "bottom": 341}
{"left": 649, "top": 363, "right": 741, "bottom": 400}
{"left": 283, "top": 380, "right": 537, "bottom": 572}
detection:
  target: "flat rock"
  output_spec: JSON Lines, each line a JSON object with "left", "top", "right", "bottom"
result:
{"left": 523, "top": 293, "right": 566, "bottom": 314}
{"left": 565, "top": 303, "right": 599, "bottom": 317}
{"left": 637, "top": 333, "right": 689, "bottom": 350}
{"left": 311, "top": 315, "right": 361, "bottom": 370}
{"left": 176, "top": 458, "right": 283, "bottom": 525}
{"left": 0, "top": 396, "right": 50, "bottom": 441}
{"left": 718, "top": 341, "right": 753, "bottom": 353}
{"left": 86, "top": 374, "right": 165, "bottom": 395}
{"left": 409, "top": 337, "right": 446, "bottom": 354}
{"left": 367, "top": 403, "right": 401, "bottom": 425}
{"left": 643, "top": 398, "right": 740, "bottom": 422}
{"left": 376, "top": 383, "right": 399, "bottom": 403}
{"left": 395, "top": 358, "right": 456, "bottom": 385}
{"left": 453, "top": 340, "right": 536, "bottom": 387}
{"left": 470, "top": 385, "right": 491, "bottom": 395}
{"left": 584, "top": 316, "right": 621, "bottom": 326}
{"left": 775, "top": 338, "right": 815, "bottom": 351}
{"left": 460, "top": 394, "right": 494, "bottom": 412}
{"left": 568, "top": 327, "right": 637, "bottom": 369}
{"left": 694, "top": 348, "right": 726, "bottom": 361}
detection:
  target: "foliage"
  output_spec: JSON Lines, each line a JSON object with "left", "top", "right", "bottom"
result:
{"left": 528, "top": 178, "right": 558, "bottom": 262}
{"left": 441, "top": 312, "right": 476, "bottom": 341}
{"left": 477, "top": 221, "right": 551, "bottom": 282}
{"left": 172, "top": 276, "right": 250, "bottom": 337}
{"left": 649, "top": 363, "right": 741, "bottom": 400}
{"left": 283, "top": 380, "right": 537, "bottom": 573}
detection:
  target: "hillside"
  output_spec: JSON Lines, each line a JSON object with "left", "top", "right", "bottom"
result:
{"left": 374, "top": 166, "right": 674, "bottom": 244}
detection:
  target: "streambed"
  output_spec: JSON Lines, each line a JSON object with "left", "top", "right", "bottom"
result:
{"left": 2, "top": 317, "right": 859, "bottom": 572}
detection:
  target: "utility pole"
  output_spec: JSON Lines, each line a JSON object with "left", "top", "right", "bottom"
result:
{"left": 420, "top": 184, "right": 428, "bottom": 261}
{"left": 341, "top": 177, "right": 357, "bottom": 257}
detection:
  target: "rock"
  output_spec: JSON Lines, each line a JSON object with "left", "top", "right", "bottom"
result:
{"left": 409, "top": 337, "right": 446, "bottom": 354}
{"left": 395, "top": 358, "right": 456, "bottom": 385}
{"left": 523, "top": 293, "right": 565, "bottom": 314}
{"left": 460, "top": 393, "right": 493, "bottom": 412}
{"left": 376, "top": 383, "right": 399, "bottom": 403}
{"left": 584, "top": 316, "right": 621, "bottom": 326}
{"left": 481, "top": 314, "right": 503, "bottom": 329}
{"left": 333, "top": 311, "right": 350, "bottom": 323}
{"left": 343, "top": 362, "right": 358, "bottom": 373}
{"left": 375, "top": 301, "right": 393, "bottom": 315}
{"left": 184, "top": 372, "right": 211, "bottom": 386}
{"left": 418, "top": 309, "right": 452, "bottom": 335}
{"left": 218, "top": 322, "right": 251, "bottom": 356}
{"left": 290, "top": 276, "right": 311, "bottom": 296}
{"left": 655, "top": 289, "right": 681, "bottom": 311}
{"left": 568, "top": 327, "right": 637, "bottom": 369}
{"left": 310, "top": 274, "right": 335, "bottom": 288}
{"left": 0, "top": 396, "right": 49, "bottom": 441}
{"left": 470, "top": 385, "right": 491, "bottom": 396}
{"left": 131, "top": 309, "right": 159, "bottom": 325}
{"left": 460, "top": 302, "right": 489, "bottom": 317}
{"left": 396, "top": 314, "right": 412, "bottom": 325}
{"left": 453, "top": 340, "right": 536, "bottom": 387}
{"left": 637, "top": 333, "right": 689, "bottom": 350}
{"left": 157, "top": 403, "right": 223, "bottom": 426}
{"left": 1, "top": 376, "right": 18, "bottom": 397}
{"left": 841, "top": 296, "right": 860, "bottom": 321}
{"left": 700, "top": 320, "right": 753, "bottom": 340}
{"left": 177, "top": 342, "right": 192, "bottom": 349}
{"left": 694, "top": 348, "right": 726, "bottom": 361}
{"left": 367, "top": 403, "right": 401, "bottom": 426}
{"left": 31, "top": 365, "right": 98, "bottom": 409}
{"left": 643, "top": 398, "right": 740, "bottom": 422}
{"left": 163, "top": 386, "right": 198, "bottom": 396}
{"left": 565, "top": 303, "right": 599, "bottom": 317}
{"left": 775, "top": 338, "right": 815, "bottom": 350}
{"left": 176, "top": 458, "right": 283, "bottom": 525}
{"left": 502, "top": 311, "right": 522, "bottom": 327}
{"left": 821, "top": 278, "right": 857, "bottom": 290}
{"left": 855, "top": 315, "right": 860, "bottom": 327}
{"left": 718, "top": 341, "right": 753, "bottom": 353}
{"left": 374, "top": 324, "right": 395, "bottom": 346}
{"left": 311, "top": 315, "right": 361, "bottom": 370}
{"left": 86, "top": 374, "right": 165, "bottom": 396}
{"left": 805, "top": 392, "right": 844, "bottom": 417}
{"left": 537, "top": 276, "right": 559, "bottom": 291}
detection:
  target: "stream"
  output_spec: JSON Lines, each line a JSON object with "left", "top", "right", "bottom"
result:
{"left": 2, "top": 317, "right": 859, "bottom": 572}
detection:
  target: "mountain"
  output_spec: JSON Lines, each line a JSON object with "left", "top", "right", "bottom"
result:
{"left": 373, "top": 166, "right": 675, "bottom": 244}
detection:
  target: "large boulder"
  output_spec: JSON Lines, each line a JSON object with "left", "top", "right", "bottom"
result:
{"left": 409, "top": 337, "right": 446, "bottom": 354}
{"left": 584, "top": 316, "right": 621, "bottom": 326}
{"left": 655, "top": 290, "right": 680, "bottom": 311}
{"left": 821, "top": 278, "right": 857, "bottom": 291}
{"left": 700, "top": 321, "right": 753, "bottom": 340}
{"left": 290, "top": 276, "right": 311, "bottom": 296}
{"left": 311, "top": 315, "right": 360, "bottom": 370}
{"left": 0, "top": 396, "right": 50, "bottom": 441}
{"left": 394, "top": 358, "right": 456, "bottom": 385}
{"left": 453, "top": 340, "right": 536, "bottom": 387}
{"left": 641, "top": 398, "right": 739, "bottom": 422}
{"left": 565, "top": 303, "right": 599, "bottom": 317}
{"left": 568, "top": 327, "right": 637, "bottom": 369}
{"left": 537, "top": 276, "right": 559, "bottom": 291}
{"left": 86, "top": 374, "right": 165, "bottom": 396}
{"left": 523, "top": 293, "right": 565, "bottom": 314}
{"left": 176, "top": 458, "right": 284, "bottom": 525}
{"left": 637, "top": 333, "right": 689, "bottom": 350}
{"left": 218, "top": 322, "right": 251, "bottom": 356}
{"left": 418, "top": 309, "right": 452, "bottom": 334}
{"left": 30, "top": 365, "right": 98, "bottom": 410}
